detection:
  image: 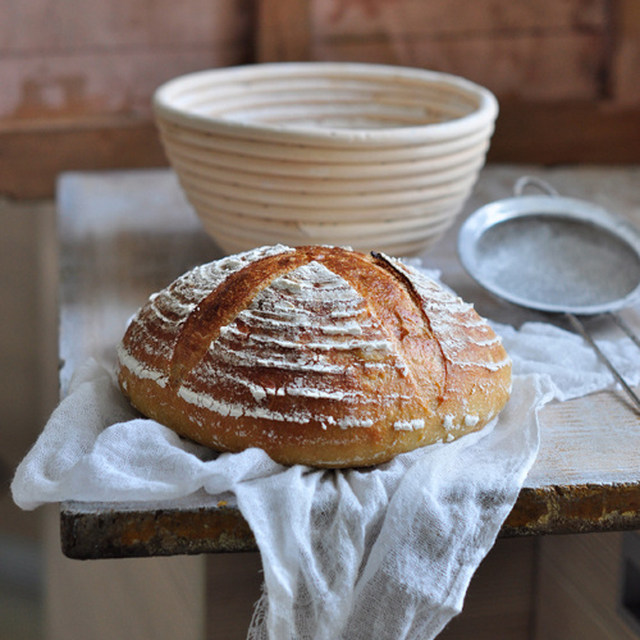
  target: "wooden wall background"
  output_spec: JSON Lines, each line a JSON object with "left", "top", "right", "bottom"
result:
{"left": 1, "top": 4, "right": 638, "bottom": 638}
{"left": 1, "top": 0, "right": 640, "bottom": 200}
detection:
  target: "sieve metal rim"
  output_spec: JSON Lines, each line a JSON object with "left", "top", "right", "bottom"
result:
{"left": 457, "top": 193, "right": 640, "bottom": 316}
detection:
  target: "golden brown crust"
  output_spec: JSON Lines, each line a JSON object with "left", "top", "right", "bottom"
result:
{"left": 117, "top": 244, "right": 511, "bottom": 467}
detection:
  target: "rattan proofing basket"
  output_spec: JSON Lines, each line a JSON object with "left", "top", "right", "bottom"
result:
{"left": 153, "top": 62, "right": 498, "bottom": 256}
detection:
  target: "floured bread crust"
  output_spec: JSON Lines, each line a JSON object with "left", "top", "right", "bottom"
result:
{"left": 117, "top": 245, "right": 511, "bottom": 467}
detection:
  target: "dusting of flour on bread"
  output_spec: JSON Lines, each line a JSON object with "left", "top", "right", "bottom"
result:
{"left": 117, "top": 244, "right": 511, "bottom": 467}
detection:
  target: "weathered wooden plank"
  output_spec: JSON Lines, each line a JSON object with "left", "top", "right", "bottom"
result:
{"left": 53, "top": 166, "right": 640, "bottom": 560}
{"left": 308, "top": 0, "right": 609, "bottom": 101}
{"left": 0, "top": 0, "right": 252, "bottom": 120}
{"left": 310, "top": 0, "right": 607, "bottom": 37}
{"left": 59, "top": 482, "right": 640, "bottom": 559}
{"left": 0, "top": 117, "right": 168, "bottom": 199}
{"left": 487, "top": 102, "right": 640, "bottom": 165}
{"left": 0, "top": 0, "right": 251, "bottom": 52}
{"left": 0, "top": 47, "right": 248, "bottom": 120}
{"left": 312, "top": 34, "right": 605, "bottom": 101}
{"left": 61, "top": 500, "right": 257, "bottom": 559}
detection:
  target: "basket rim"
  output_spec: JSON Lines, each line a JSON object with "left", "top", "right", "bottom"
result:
{"left": 153, "top": 62, "right": 498, "bottom": 148}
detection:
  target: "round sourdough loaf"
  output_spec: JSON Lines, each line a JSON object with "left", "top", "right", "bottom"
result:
{"left": 116, "top": 245, "right": 511, "bottom": 467}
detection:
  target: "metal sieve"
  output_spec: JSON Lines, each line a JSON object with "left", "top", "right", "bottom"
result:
{"left": 458, "top": 176, "right": 640, "bottom": 410}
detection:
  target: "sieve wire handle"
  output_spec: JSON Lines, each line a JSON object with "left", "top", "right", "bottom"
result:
{"left": 565, "top": 313, "right": 640, "bottom": 412}
{"left": 608, "top": 312, "right": 640, "bottom": 350}
{"left": 513, "top": 176, "right": 559, "bottom": 198}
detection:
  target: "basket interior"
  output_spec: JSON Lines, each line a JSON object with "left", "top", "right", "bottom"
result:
{"left": 165, "top": 70, "right": 482, "bottom": 131}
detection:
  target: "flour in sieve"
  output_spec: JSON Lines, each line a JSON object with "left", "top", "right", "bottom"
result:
{"left": 475, "top": 216, "right": 640, "bottom": 309}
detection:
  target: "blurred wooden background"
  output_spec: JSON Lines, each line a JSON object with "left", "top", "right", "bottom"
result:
{"left": 2, "top": 1, "right": 640, "bottom": 638}
{"left": 2, "top": 0, "right": 640, "bottom": 200}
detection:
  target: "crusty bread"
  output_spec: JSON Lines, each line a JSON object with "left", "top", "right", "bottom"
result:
{"left": 117, "top": 244, "right": 511, "bottom": 467}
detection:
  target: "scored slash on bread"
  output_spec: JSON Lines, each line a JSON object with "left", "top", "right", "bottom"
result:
{"left": 117, "top": 245, "right": 511, "bottom": 468}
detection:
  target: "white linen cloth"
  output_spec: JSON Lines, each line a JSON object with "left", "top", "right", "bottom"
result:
{"left": 12, "top": 317, "right": 640, "bottom": 640}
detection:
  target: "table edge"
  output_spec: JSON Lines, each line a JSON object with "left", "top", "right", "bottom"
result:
{"left": 59, "top": 481, "right": 640, "bottom": 559}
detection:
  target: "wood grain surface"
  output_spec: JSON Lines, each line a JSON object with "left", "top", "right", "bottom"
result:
{"left": 56, "top": 165, "right": 640, "bottom": 558}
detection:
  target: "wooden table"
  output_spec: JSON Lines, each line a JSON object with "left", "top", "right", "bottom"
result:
{"left": 57, "top": 165, "right": 640, "bottom": 559}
